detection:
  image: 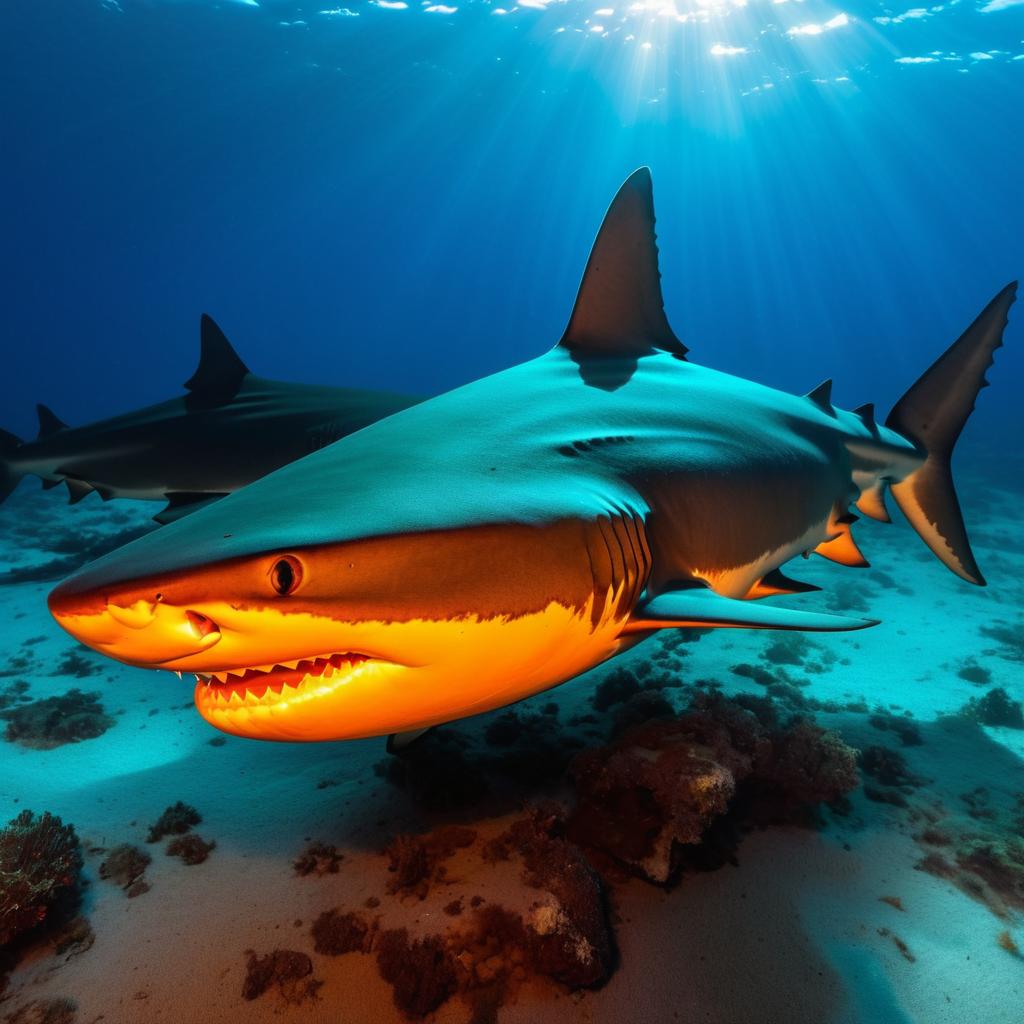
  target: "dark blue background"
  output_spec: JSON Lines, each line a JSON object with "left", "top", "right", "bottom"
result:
{"left": 3, "top": 0, "right": 1022, "bottom": 444}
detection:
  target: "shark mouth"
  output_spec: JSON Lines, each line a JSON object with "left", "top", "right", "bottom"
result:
{"left": 192, "top": 652, "right": 369, "bottom": 708}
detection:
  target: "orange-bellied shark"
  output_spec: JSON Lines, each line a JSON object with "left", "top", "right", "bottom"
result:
{"left": 48, "top": 170, "right": 1016, "bottom": 748}
{"left": 0, "top": 316, "right": 417, "bottom": 523}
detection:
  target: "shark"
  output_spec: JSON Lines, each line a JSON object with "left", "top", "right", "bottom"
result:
{"left": 0, "top": 316, "right": 417, "bottom": 523}
{"left": 48, "top": 169, "right": 1015, "bottom": 749}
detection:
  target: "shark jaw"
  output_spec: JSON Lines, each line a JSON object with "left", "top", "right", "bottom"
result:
{"left": 193, "top": 652, "right": 372, "bottom": 705}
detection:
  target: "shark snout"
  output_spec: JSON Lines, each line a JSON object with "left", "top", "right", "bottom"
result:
{"left": 48, "top": 583, "right": 223, "bottom": 666}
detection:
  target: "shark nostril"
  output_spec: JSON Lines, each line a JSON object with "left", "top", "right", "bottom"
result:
{"left": 186, "top": 610, "right": 219, "bottom": 640}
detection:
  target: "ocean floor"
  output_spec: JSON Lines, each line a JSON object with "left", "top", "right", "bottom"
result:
{"left": 1, "top": 443, "right": 1022, "bottom": 1024}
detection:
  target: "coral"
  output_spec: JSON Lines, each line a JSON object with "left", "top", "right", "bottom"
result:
{"left": 1, "top": 689, "right": 113, "bottom": 749}
{"left": 241, "top": 949, "right": 320, "bottom": 1004}
{"left": 957, "top": 660, "right": 992, "bottom": 686}
{"left": 166, "top": 833, "right": 214, "bottom": 865}
{"left": 52, "top": 915, "right": 94, "bottom": 958}
{"left": 569, "top": 716, "right": 742, "bottom": 883}
{"left": 483, "top": 711, "right": 521, "bottom": 746}
{"left": 568, "top": 695, "right": 857, "bottom": 881}
{"left": 859, "top": 746, "right": 923, "bottom": 790}
{"left": 916, "top": 835, "right": 1024, "bottom": 919}
{"left": 49, "top": 651, "right": 100, "bottom": 679}
{"left": 867, "top": 711, "right": 922, "bottom": 746}
{"left": 498, "top": 814, "right": 613, "bottom": 988}
{"left": 979, "top": 621, "right": 1024, "bottom": 663}
{"left": 752, "top": 720, "right": 858, "bottom": 811}
{"left": 146, "top": 801, "right": 200, "bottom": 843}
{"left": 609, "top": 690, "right": 676, "bottom": 737}
{"left": 98, "top": 844, "right": 151, "bottom": 893}
{"left": 0, "top": 681, "right": 30, "bottom": 711}
{"left": 311, "top": 909, "right": 373, "bottom": 956}
{"left": 374, "top": 729, "right": 488, "bottom": 810}
{"left": 0, "top": 811, "right": 82, "bottom": 947}
{"left": 293, "top": 841, "right": 344, "bottom": 877}
{"left": 730, "top": 662, "right": 774, "bottom": 687}
{"left": 762, "top": 634, "right": 811, "bottom": 666}
{"left": 375, "top": 929, "right": 457, "bottom": 1018}
{"left": 384, "top": 826, "right": 476, "bottom": 899}
{"left": 961, "top": 687, "right": 1024, "bottom": 729}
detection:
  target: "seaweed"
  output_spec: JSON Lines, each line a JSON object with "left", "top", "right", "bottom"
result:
{"left": 146, "top": 801, "right": 200, "bottom": 843}
{"left": 293, "top": 841, "right": 344, "bottom": 877}
{"left": 166, "top": 834, "right": 215, "bottom": 865}
{"left": 960, "top": 687, "right": 1024, "bottom": 729}
{"left": 2, "top": 689, "right": 114, "bottom": 749}
{"left": 241, "top": 949, "right": 320, "bottom": 1004}
{"left": 310, "top": 908, "right": 372, "bottom": 956}
{"left": 957, "top": 660, "right": 992, "bottom": 686}
{"left": 98, "top": 843, "right": 151, "bottom": 894}
{"left": 375, "top": 930, "right": 457, "bottom": 1017}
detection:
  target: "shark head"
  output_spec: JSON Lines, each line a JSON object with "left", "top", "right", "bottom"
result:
{"left": 48, "top": 508, "right": 622, "bottom": 741}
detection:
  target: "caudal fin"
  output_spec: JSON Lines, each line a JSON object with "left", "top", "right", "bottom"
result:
{"left": 885, "top": 282, "right": 1017, "bottom": 586}
{"left": 0, "top": 427, "right": 25, "bottom": 505}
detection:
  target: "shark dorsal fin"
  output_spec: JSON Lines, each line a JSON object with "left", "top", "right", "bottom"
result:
{"left": 36, "top": 404, "right": 67, "bottom": 438}
{"left": 805, "top": 379, "right": 834, "bottom": 413}
{"left": 560, "top": 168, "right": 686, "bottom": 361}
{"left": 184, "top": 315, "right": 251, "bottom": 405}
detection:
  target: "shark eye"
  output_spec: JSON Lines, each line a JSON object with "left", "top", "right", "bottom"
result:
{"left": 269, "top": 556, "right": 302, "bottom": 596}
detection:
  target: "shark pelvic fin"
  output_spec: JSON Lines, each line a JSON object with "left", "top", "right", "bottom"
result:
{"left": 386, "top": 727, "right": 434, "bottom": 755}
{"left": 745, "top": 568, "right": 823, "bottom": 599}
{"left": 36, "top": 404, "right": 68, "bottom": 438}
{"left": 885, "top": 282, "right": 1016, "bottom": 586}
{"left": 813, "top": 525, "right": 870, "bottom": 567}
{"left": 560, "top": 168, "right": 686, "bottom": 361}
{"left": 625, "top": 585, "right": 876, "bottom": 633}
{"left": 185, "top": 315, "right": 251, "bottom": 406}
{"left": 65, "top": 478, "right": 94, "bottom": 505}
{"left": 856, "top": 482, "right": 891, "bottom": 523}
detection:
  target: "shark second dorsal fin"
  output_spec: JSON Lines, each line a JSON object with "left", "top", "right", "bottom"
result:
{"left": 36, "top": 404, "right": 68, "bottom": 438}
{"left": 560, "top": 168, "right": 686, "bottom": 361}
{"left": 805, "top": 379, "right": 835, "bottom": 414}
{"left": 184, "top": 315, "right": 251, "bottom": 406}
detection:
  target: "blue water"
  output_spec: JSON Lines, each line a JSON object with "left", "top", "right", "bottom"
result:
{"left": 3, "top": 5, "right": 1024, "bottom": 1023}
{"left": 4, "top": 0, "right": 1023, "bottom": 440}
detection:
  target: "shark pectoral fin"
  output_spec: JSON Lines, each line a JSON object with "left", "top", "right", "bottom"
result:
{"left": 856, "top": 482, "right": 891, "bottom": 523}
{"left": 625, "top": 586, "right": 877, "bottom": 633}
{"left": 154, "top": 492, "right": 228, "bottom": 525}
{"left": 386, "top": 727, "right": 434, "bottom": 755}
{"left": 184, "top": 315, "right": 251, "bottom": 407}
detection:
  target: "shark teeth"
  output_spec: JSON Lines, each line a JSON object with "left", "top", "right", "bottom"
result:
{"left": 192, "top": 653, "right": 369, "bottom": 709}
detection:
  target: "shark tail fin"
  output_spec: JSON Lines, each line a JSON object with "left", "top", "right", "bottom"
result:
{"left": 885, "top": 282, "right": 1017, "bottom": 586}
{"left": 0, "top": 427, "right": 24, "bottom": 505}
